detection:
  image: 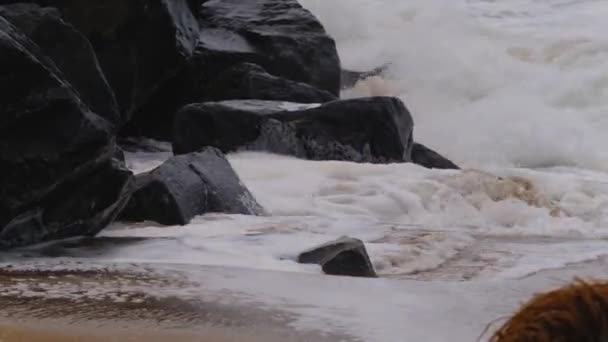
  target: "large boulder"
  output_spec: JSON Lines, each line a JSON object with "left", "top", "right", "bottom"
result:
{"left": 0, "top": 3, "right": 120, "bottom": 125}
{"left": 0, "top": 0, "right": 200, "bottom": 121}
{"left": 121, "top": 0, "right": 341, "bottom": 141}
{"left": 298, "top": 237, "right": 377, "bottom": 278}
{"left": 173, "top": 97, "right": 414, "bottom": 163}
{"left": 120, "top": 147, "right": 264, "bottom": 226}
{"left": 205, "top": 63, "right": 337, "bottom": 104}
{"left": 195, "top": 0, "right": 341, "bottom": 96}
{"left": 122, "top": 61, "right": 338, "bottom": 140}
{"left": 0, "top": 17, "right": 133, "bottom": 248}
{"left": 411, "top": 142, "right": 459, "bottom": 170}
{"left": 0, "top": 160, "right": 133, "bottom": 248}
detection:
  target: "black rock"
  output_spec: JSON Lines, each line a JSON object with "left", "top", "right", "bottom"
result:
{"left": 206, "top": 63, "right": 337, "bottom": 104}
{"left": 195, "top": 0, "right": 341, "bottom": 96}
{"left": 2, "top": 0, "right": 201, "bottom": 121}
{"left": 0, "top": 160, "right": 133, "bottom": 248}
{"left": 173, "top": 97, "right": 414, "bottom": 164}
{"left": 411, "top": 142, "right": 459, "bottom": 170}
{"left": 298, "top": 237, "right": 377, "bottom": 278}
{"left": 0, "top": 3, "right": 120, "bottom": 125}
{"left": 120, "top": 147, "right": 264, "bottom": 226}
{"left": 0, "top": 17, "right": 133, "bottom": 248}
{"left": 113, "top": 145, "right": 126, "bottom": 164}
{"left": 341, "top": 64, "right": 391, "bottom": 90}
{"left": 121, "top": 0, "right": 341, "bottom": 141}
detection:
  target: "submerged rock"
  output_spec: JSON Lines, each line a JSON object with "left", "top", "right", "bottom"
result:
{"left": 298, "top": 237, "right": 377, "bottom": 278}
{"left": 120, "top": 147, "right": 264, "bottom": 226}
{"left": 173, "top": 97, "right": 414, "bottom": 163}
{"left": 411, "top": 143, "right": 459, "bottom": 170}
{"left": 0, "top": 17, "right": 133, "bottom": 248}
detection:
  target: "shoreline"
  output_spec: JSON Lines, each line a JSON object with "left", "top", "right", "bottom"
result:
{"left": 0, "top": 256, "right": 607, "bottom": 342}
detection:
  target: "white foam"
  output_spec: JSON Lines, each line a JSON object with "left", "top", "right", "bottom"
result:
{"left": 101, "top": 151, "right": 608, "bottom": 279}
{"left": 302, "top": 0, "right": 608, "bottom": 170}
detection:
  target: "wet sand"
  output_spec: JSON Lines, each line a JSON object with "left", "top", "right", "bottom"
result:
{"left": 0, "top": 265, "right": 350, "bottom": 342}
{"left": 0, "top": 323, "right": 230, "bottom": 342}
{"left": 0, "top": 321, "right": 320, "bottom": 342}
{"left": 0, "top": 245, "right": 606, "bottom": 342}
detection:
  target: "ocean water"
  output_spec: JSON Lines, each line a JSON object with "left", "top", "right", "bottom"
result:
{"left": 5, "top": 1, "right": 608, "bottom": 340}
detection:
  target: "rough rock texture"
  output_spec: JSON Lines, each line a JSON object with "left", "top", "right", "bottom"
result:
{"left": 122, "top": 0, "right": 341, "bottom": 141}
{"left": 298, "top": 237, "right": 377, "bottom": 278}
{"left": 0, "top": 17, "right": 133, "bottom": 248}
{"left": 173, "top": 97, "right": 414, "bottom": 163}
{"left": 120, "top": 147, "right": 264, "bottom": 226}
{"left": 205, "top": 63, "right": 337, "bottom": 104}
{"left": 0, "top": 3, "right": 120, "bottom": 125}
{"left": 0, "top": 160, "right": 133, "bottom": 248}
{"left": 411, "top": 142, "right": 459, "bottom": 170}
{"left": 1, "top": 0, "right": 201, "bottom": 121}
{"left": 195, "top": 0, "right": 341, "bottom": 96}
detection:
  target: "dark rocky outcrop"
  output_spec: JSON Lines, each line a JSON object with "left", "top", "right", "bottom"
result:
{"left": 122, "top": 0, "right": 341, "bottom": 141}
{"left": 411, "top": 142, "right": 459, "bottom": 170}
{"left": 113, "top": 145, "right": 126, "bottom": 164}
{"left": 173, "top": 97, "right": 414, "bottom": 163}
{"left": 0, "top": 17, "right": 133, "bottom": 248}
{"left": 1, "top": 160, "right": 133, "bottom": 248}
{"left": 0, "top": 0, "right": 201, "bottom": 121}
{"left": 341, "top": 64, "right": 391, "bottom": 90}
{"left": 89, "top": 0, "right": 199, "bottom": 121}
{"left": 205, "top": 63, "right": 337, "bottom": 104}
{"left": 195, "top": 0, "right": 341, "bottom": 96}
{"left": 0, "top": 3, "right": 120, "bottom": 125}
{"left": 298, "top": 237, "right": 377, "bottom": 278}
{"left": 0, "top": 0, "right": 459, "bottom": 252}
{"left": 120, "top": 147, "right": 264, "bottom": 226}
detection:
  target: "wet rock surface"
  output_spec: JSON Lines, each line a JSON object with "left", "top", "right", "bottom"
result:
{"left": 411, "top": 142, "right": 460, "bottom": 170}
{"left": 341, "top": 64, "right": 391, "bottom": 90}
{"left": 0, "top": 0, "right": 200, "bottom": 121}
{"left": 0, "top": 3, "right": 120, "bottom": 125}
{"left": 205, "top": 63, "right": 337, "bottom": 104}
{"left": 120, "top": 147, "right": 264, "bottom": 226}
{"left": 0, "top": 16, "right": 132, "bottom": 248}
{"left": 173, "top": 97, "right": 414, "bottom": 163}
{"left": 122, "top": 0, "right": 341, "bottom": 140}
{"left": 195, "top": 0, "right": 341, "bottom": 96}
{"left": 298, "top": 237, "right": 377, "bottom": 278}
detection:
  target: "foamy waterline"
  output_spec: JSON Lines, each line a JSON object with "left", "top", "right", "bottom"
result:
{"left": 302, "top": 0, "right": 608, "bottom": 170}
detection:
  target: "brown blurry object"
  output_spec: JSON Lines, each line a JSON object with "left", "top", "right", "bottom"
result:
{"left": 490, "top": 279, "right": 608, "bottom": 342}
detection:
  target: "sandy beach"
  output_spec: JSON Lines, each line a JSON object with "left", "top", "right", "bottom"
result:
{"left": 0, "top": 264, "right": 351, "bottom": 342}
{"left": 0, "top": 322, "right": 321, "bottom": 342}
{"left": 0, "top": 323, "right": 220, "bottom": 342}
